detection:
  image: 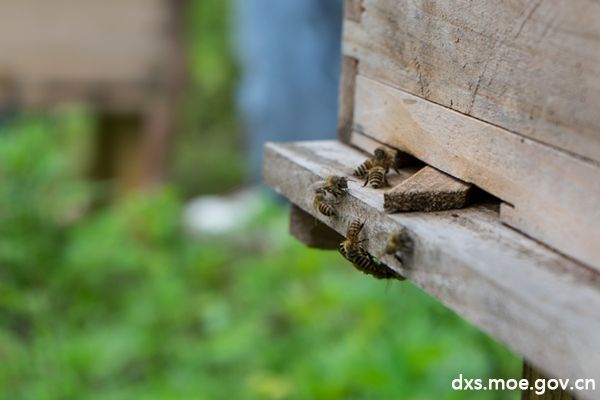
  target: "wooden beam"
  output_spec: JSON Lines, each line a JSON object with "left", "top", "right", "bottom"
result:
{"left": 337, "top": 55, "right": 358, "bottom": 143}
{"left": 263, "top": 140, "right": 600, "bottom": 400}
{"left": 343, "top": 0, "right": 363, "bottom": 22}
{"left": 350, "top": 75, "right": 600, "bottom": 270}
{"left": 347, "top": 132, "right": 415, "bottom": 167}
{"left": 384, "top": 166, "right": 472, "bottom": 213}
{"left": 0, "top": 0, "right": 173, "bottom": 109}
{"left": 289, "top": 205, "right": 343, "bottom": 250}
{"left": 342, "top": 0, "right": 600, "bottom": 162}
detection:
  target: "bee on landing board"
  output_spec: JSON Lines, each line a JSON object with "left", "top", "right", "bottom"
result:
{"left": 313, "top": 189, "right": 337, "bottom": 216}
{"left": 353, "top": 147, "right": 399, "bottom": 188}
{"left": 338, "top": 219, "right": 405, "bottom": 280}
{"left": 362, "top": 165, "right": 388, "bottom": 188}
{"left": 311, "top": 175, "right": 349, "bottom": 217}
{"left": 353, "top": 147, "right": 400, "bottom": 176}
{"left": 385, "top": 229, "right": 414, "bottom": 266}
{"left": 316, "top": 175, "right": 349, "bottom": 198}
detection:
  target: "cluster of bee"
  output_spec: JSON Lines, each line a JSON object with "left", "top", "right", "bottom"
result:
{"left": 311, "top": 147, "right": 399, "bottom": 217}
{"left": 353, "top": 147, "right": 399, "bottom": 188}
{"left": 338, "top": 219, "right": 405, "bottom": 280}
{"left": 309, "top": 147, "right": 410, "bottom": 281}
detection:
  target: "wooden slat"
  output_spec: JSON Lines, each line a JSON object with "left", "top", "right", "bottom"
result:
{"left": 343, "top": 0, "right": 363, "bottom": 22}
{"left": 337, "top": 56, "right": 358, "bottom": 143}
{"left": 342, "top": 0, "right": 600, "bottom": 162}
{"left": 0, "top": 0, "right": 170, "bottom": 108}
{"left": 346, "top": 132, "right": 416, "bottom": 167}
{"left": 264, "top": 140, "right": 600, "bottom": 400}
{"left": 384, "top": 166, "right": 472, "bottom": 213}
{"left": 351, "top": 75, "right": 600, "bottom": 270}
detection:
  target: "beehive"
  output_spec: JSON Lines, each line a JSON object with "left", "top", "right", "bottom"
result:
{"left": 264, "top": 1, "right": 600, "bottom": 398}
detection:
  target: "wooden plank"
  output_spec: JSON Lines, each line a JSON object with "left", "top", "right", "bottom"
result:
{"left": 342, "top": 0, "right": 600, "bottom": 162}
{"left": 343, "top": 0, "right": 363, "bottom": 22}
{"left": 289, "top": 205, "right": 343, "bottom": 250}
{"left": 347, "top": 132, "right": 416, "bottom": 167}
{"left": 0, "top": 0, "right": 171, "bottom": 108}
{"left": 263, "top": 140, "right": 600, "bottom": 400}
{"left": 337, "top": 56, "right": 358, "bottom": 143}
{"left": 384, "top": 166, "right": 471, "bottom": 213}
{"left": 351, "top": 75, "right": 600, "bottom": 270}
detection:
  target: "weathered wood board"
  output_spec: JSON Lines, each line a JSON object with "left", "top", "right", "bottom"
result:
{"left": 351, "top": 75, "right": 600, "bottom": 270}
{"left": 384, "top": 166, "right": 472, "bottom": 213}
{"left": 343, "top": 0, "right": 363, "bottom": 22}
{"left": 264, "top": 140, "right": 600, "bottom": 400}
{"left": 0, "top": 0, "right": 172, "bottom": 109}
{"left": 342, "top": 0, "right": 600, "bottom": 162}
{"left": 337, "top": 56, "right": 359, "bottom": 143}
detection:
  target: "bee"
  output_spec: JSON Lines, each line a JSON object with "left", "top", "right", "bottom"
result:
{"left": 353, "top": 158, "right": 374, "bottom": 178}
{"left": 338, "top": 219, "right": 404, "bottom": 280}
{"left": 385, "top": 229, "right": 414, "bottom": 266}
{"left": 353, "top": 147, "right": 399, "bottom": 177}
{"left": 323, "top": 175, "right": 349, "bottom": 198}
{"left": 311, "top": 175, "right": 349, "bottom": 217}
{"left": 313, "top": 189, "right": 337, "bottom": 216}
{"left": 362, "top": 166, "right": 389, "bottom": 188}
{"left": 311, "top": 175, "right": 349, "bottom": 199}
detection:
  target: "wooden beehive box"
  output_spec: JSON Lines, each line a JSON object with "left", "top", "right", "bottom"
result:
{"left": 264, "top": 1, "right": 600, "bottom": 398}
{"left": 0, "top": 0, "right": 181, "bottom": 111}
{"left": 0, "top": 0, "right": 184, "bottom": 191}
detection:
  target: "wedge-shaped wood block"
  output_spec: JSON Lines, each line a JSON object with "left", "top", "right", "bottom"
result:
{"left": 384, "top": 166, "right": 471, "bottom": 213}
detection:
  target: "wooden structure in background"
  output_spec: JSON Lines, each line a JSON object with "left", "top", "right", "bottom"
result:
{"left": 264, "top": 0, "right": 600, "bottom": 398}
{"left": 0, "top": 0, "right": 185, "bottom": 193}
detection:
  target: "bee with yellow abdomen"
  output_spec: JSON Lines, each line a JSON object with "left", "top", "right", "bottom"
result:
{"left": 338, "top": 219, "right": 370, "bottom": 268}
{"left": 323, "top": 175, "right": 349, "bottom": 198}
{"left": 353, "top": 147, "right": 399, "bottom": 178}
{"left": 385, "top": 229, "right": 414, "bottom": 266}
{"left": 373, "top": 147, "right": 401, "bottom": 175}
{"left": 313, "top": 189, "right": 337, "bottom": 216}
{"left": 311, "top": 175, "right": 349, "bottom": 199}
{"left": 362, "top": 166, "right": 388, "bottom": 188}
{"left": 311, "top": 175, "right": 349, "bottom": 217}
{"left": 338, "top": 219, "right": 404, "bottom": 280}
{"left": 353, "top": 158, "right": 374, "bottom": 178}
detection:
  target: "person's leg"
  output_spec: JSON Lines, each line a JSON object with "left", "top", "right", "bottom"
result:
{"left": 233, "top": 0, "right": 344, "bottom": 182}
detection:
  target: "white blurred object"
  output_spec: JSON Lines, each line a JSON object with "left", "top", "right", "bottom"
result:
{"left": 183, "top": 188, "right": 264, "bottom": 235}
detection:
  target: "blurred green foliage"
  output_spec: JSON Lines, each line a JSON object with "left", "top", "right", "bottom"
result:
{"left": 0, "top": 113, "right": 519, "bottom": 399}
{"left": 170, "top": 0, "right": 246, "bottom": 197}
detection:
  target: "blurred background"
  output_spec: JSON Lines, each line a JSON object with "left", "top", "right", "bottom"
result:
{"left": 0, "top": 1, "right": 519, "bottom": 399}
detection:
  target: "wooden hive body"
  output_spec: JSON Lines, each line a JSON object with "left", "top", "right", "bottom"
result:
{"left": 264, "top": 1, "right": 600, "bottom": 398}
